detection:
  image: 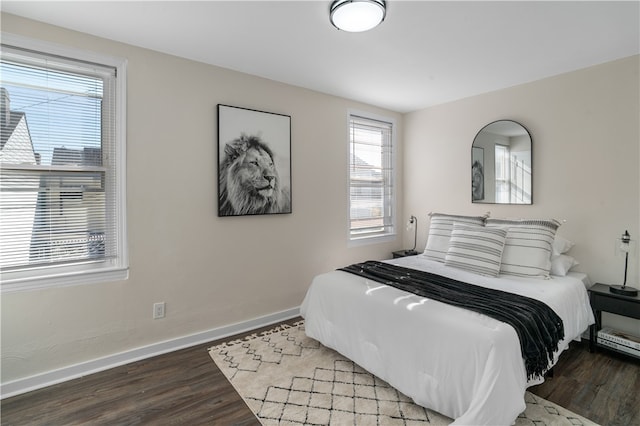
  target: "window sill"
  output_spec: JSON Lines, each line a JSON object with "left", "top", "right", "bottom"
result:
{"left": 348, "top": 233, "right": 396, "bottom": 247}
{"left": 1, "top": 267, "right": 129, "bottom": 293}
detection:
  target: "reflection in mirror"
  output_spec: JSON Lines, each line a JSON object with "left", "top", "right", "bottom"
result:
{"left": 471, "top": 120, "right": 532, "bottom": 204}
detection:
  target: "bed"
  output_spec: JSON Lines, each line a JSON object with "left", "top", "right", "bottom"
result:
{"left": 300, "top": 215, "right": 595, "bottom": 425}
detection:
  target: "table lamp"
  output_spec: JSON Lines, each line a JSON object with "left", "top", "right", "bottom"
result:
{"left": 404, "top": 215, "right": 418, "bottom": 256}
{"left": 610, "top": 230, "right": 638, "bottom": 296}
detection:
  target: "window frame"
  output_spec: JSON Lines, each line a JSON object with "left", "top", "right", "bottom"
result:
{"left": 347, "top": 109, "right": 396, "bottom": 246}
{"left": 0, "top": 33, "right": 128, "bottom": 293}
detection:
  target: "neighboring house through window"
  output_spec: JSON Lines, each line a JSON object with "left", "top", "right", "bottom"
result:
{"left": 0, "top": 34, "right": 127, "bottom": 292}
{"left": 348, "top": 111, "right": 395, "bottom": 243}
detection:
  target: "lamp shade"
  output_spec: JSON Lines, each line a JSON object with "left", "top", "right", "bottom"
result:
{"left": 330, "top": 0, "right": 386, "bottom": 32}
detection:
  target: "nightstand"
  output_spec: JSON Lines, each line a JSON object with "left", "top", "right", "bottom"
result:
{"left": 392, "top": 250, "right": 418, "bottom": 259}
{"left": 588, "top": 283, "right": 640, "bottom": 357}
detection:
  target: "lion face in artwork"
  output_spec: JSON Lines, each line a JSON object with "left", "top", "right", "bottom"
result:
{"left": 219, "top": 135, "right": 290, "bottom": 216}
{"left": 233, "top": 144, "right": 278, "bottom": 198}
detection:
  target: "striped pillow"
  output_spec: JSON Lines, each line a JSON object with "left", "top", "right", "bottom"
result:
{"left": 444, "top": 224, "right": 508, "bottom": 277}
{"left": 423, "top": 213, "right": 487, "bottom": 262}
{"left": 486, "top": 218, "right": 561, "bottom": 278}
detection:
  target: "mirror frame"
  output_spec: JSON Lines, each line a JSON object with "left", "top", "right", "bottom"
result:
{"left": 471, "top": 120, "right": 533, "bottom": 205}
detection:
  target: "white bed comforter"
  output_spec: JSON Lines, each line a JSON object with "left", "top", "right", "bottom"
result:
{"left": 300, "top": 255, "right": 594, "bottom": 425}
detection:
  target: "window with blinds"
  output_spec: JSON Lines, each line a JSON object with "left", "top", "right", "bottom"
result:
{"left": 348, "top": 113, "right": 395, "bottom": 241}
{"left": 0, "top": 38, "right": 127, "bottom": 291}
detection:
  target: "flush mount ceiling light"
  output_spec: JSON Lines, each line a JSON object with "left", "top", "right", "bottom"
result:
{"left": 330, "top": 0, "right": 386, "bottom": 32}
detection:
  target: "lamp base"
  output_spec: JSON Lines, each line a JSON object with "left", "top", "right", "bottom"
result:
{"left": 609, "top": 285, "right": 639, "bottom": 297}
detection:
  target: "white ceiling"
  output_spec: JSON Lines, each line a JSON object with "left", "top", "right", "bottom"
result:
{"left": 2, "top": 1, "right": 639, "bottom": 113}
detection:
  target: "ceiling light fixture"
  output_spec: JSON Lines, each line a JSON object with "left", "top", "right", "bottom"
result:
{"left": 330, "top": 0, "right": 386, "bottom": 32}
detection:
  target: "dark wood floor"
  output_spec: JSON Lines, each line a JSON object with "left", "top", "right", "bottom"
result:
{"left": 2, "top": 318, "right": 639, "bottom": 426}
{"left": 530, "top": 339, "right": 640, "bottom": 426}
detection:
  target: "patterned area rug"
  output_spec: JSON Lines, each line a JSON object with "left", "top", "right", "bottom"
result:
{"left": 208, "top": 321, "right": 597, "bottom": 425}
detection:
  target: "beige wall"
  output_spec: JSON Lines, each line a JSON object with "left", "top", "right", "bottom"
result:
{"left": 0, "top": 14, "right": 403, "bottom": 384}
{"left": 403, "top": 55, "right": 640, "bottom": 334}
{"left": 2, "top": 12, "right": 639, "bottom": 388}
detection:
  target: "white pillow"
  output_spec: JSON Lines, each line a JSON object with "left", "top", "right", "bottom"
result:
{"left": 423, "top": 213, "right": 487, "bottom": 262}
{"left": 553, "top": 235, "right": 575, "bottom": 256}
{"left": 486, "top": 218, "right": 561, "bottom": 279}
{"left": 444, "top": 224, "right": 508, "bottom": 277}
{"left": 550, "top": 254, "right": 579, "bottom": 276}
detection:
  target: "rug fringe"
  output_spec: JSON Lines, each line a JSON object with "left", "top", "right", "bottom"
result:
{"left": 207, "top": 320, "right": 305, "bottom": 350}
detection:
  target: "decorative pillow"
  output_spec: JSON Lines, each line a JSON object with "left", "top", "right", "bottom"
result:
{"left": 486, "top": 218, "right": 561, "bottom": 278}
{"left": 444, "top": 224, "right": 508, "bottom": 277}
{"left": 423, "top": 213, "right": 487, "bottom": 262}
{"left": 553, "top": 235, "right": 575, "bottom": 256}
{"left": 550, "top": 254, "right": 579, "bottom": 276}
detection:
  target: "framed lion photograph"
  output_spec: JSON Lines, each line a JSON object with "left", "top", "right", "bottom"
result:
{"left": 217, "top": 104, "right": 292, "bottom": 217}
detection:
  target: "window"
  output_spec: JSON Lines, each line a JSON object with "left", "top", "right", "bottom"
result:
{"left": 495, "top": 144, "right": 510, "bottom": 203}
{"left": 0, "top": 34, "right": 127, "bottom": 292}
{"left": 495, "top": 144, "right": 531, "bottom": 203}
{"left": 348, "top": 111, "right": 395, "bottom": 242}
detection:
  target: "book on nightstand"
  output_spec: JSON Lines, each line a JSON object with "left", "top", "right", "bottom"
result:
{"left": 597, "top": 327, "right": 640, "bottom": 358}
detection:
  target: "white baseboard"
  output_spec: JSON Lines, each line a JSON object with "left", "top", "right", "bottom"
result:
{"left": 1, "top": 307, "right": 300, "bottom": 399}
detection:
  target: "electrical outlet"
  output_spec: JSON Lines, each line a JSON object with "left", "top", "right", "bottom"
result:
{"left": 153, "top": 302, "right": 165, "bottom": 319}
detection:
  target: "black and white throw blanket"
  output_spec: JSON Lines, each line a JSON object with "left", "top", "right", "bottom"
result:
{"left": 339, "top": 261, "right": 564, "bottom": 379}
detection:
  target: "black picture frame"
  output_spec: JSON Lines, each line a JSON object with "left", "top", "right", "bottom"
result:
{"left": 217, "top": 104, "right": 292, "bottom": 216}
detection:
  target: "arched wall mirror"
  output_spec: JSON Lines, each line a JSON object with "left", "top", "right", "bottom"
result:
{"left": 471, "top": 120, "right": 532, "bottom": 204}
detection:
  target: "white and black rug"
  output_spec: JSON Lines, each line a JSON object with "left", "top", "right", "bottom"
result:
{"left": 208, "top": 321, "right": 597, "bottom": 425}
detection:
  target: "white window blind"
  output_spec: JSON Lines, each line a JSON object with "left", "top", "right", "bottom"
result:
{"left": 0, "top": 41, "right": 127, "bottom": 289}
{"left": 349, "top": 113, "right": 394, "bottom": 240}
